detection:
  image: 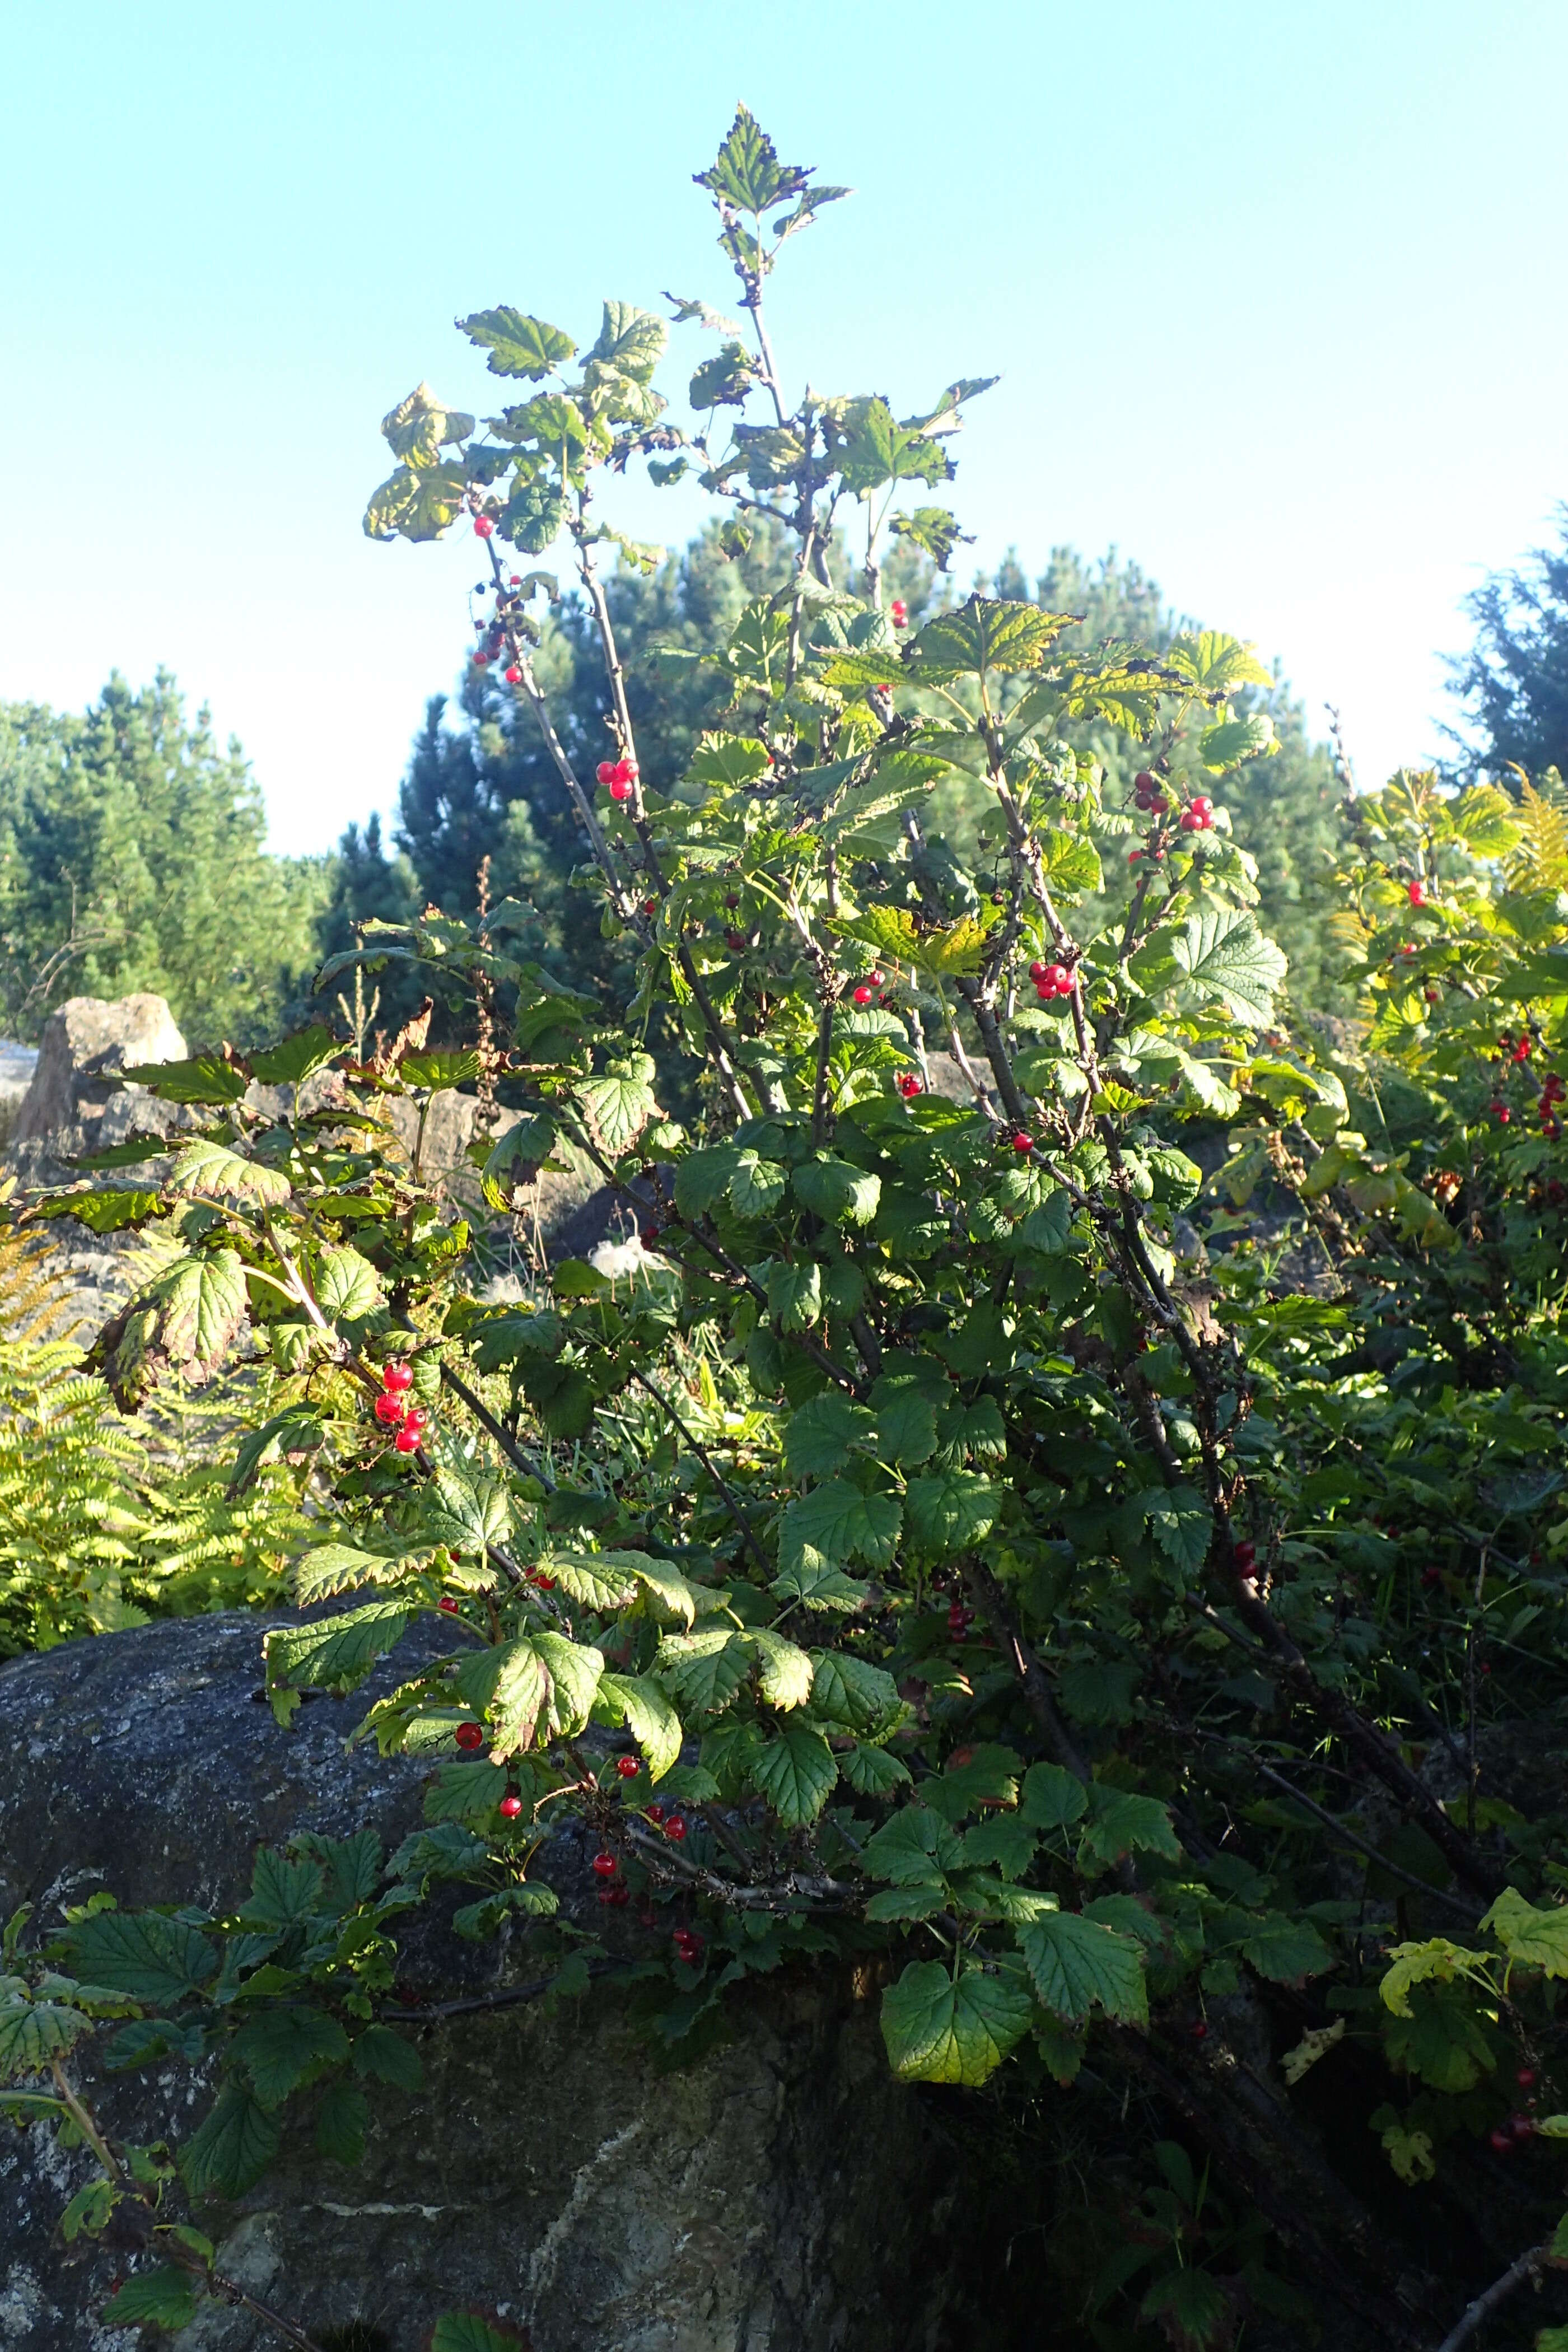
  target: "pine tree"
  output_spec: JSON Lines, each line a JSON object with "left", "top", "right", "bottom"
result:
{"left": 0, "top": 673, "right": 328, "bottom": 1044}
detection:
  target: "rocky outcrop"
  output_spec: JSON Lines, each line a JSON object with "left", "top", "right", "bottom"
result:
{"left": 12, "top": 995, "right": 188, "bottom": 1155}
{"left": 0, "top": 1614, "right": 1010, "bottom": 2352}
{"left": 0, "top": 1043, "right": 38, "bottom": 1155}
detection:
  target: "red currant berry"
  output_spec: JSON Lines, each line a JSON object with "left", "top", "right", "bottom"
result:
{"left": 1408, "top": 880, "right": 1426, "bottom": 906}
{"left": 1128, "top": 849, "right": 1143, "bottom": 864}
{"left": 1011, "top": 1132, "right": 1033, "bottom": 1153}
{"left": 504, "top": 665, "right": 522, "bottom": 685}
{"left": 890, "top": 599, "right": 908, "bottom": 627}
{"left": 853, "top": 984, "right": 874, "bottom": 1005}
{"left": 1488, "top": 2126, "right": 1513, "bottom": 2153}
{"left": 609, "top": 778, "right": 632, "bottom": 801}
{"left": 646, "top": 1802, "right": 665, "bottom": 1825}
{"left": 615, "top": 1756, "right": 641, "bottom": 1780}
{"left": 1509, "top": 2112, "right": 1536, "bottom": 2139}
{"left": 1518, "top": 2067, "right": 1538, "bottom": 2088}
{"left": 1191, "top": 2020, "right": 1208, "bottom": 2041}
{"left": 472, "top": 653, "right": 488, "bottom": 667}
{"left": 383, "top": 1360, "right": 413, "bottom": 1393}
{"left": 725, "top": 929, "right": 747, "bottom": 953}
{"left": 533, "top": 1573, "right": 556, "bottom": 1590}
{"left": 1029, "top": 960, "right": 1048, "bottom": 981}
{"left": 374, "top": 1393, "right": 404, "bottom": 1427}
{"left": 394, "top": 1426, "right": 421, "bottom": 1454}
{"left": 642, "top": 897, "right": 657, "bottom": 915}
{"left": 664, "top": 1815, "right": 687, "bottom": 1842}
{"left": 474, "top": 515, "right": 494, "bottom": 538}
{"left": 455, "top": 1721, "right": 485, "bottom": 1751}
{"left": 897, "top": 1074, "right": 922, "bottom": 1098}
{"left": 947, "top": 1604, "right": 967, "bottom": 1633}
{"left": 1180, "top": 810, "right": 1200, "bottom": 833}
{"left": 591, "top": 1852, "right": 619, "bottom": 1879}
{"left": 596, "top": 761, "right": 617, "bottom": 785}
{"left": 605, "top": 1884, "right": 630, "bottom": 1907}
{"left": 402, "top": 1406, "right": 430, "bottom": 1438}
{"left": 499, "top": 1794, "right": 524, "bottom": 1820}
{"left": 438, "top": 1596, "right": 459, "bottom": 1614}
{"left": 1135, "top": 771, "right": 1156, "bottom": 790}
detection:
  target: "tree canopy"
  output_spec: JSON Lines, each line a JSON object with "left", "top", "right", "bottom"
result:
{"left": 1444, "top": 505, "right": 1568, "bottom": 783}
{"left": 0, "top": 673, "right": 327, "bottom": 1045}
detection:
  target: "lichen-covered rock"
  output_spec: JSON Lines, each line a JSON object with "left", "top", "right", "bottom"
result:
{"left": 0, "top": 1616, "right": 1005, "bottom": 2351}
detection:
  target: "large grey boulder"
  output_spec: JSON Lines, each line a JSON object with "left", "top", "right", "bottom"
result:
{"left": 0, "top": 1042, "right": 38, "bottom": 1155}
{"left": 13, "top": 995, "right": 188, "bottom": 1152}
{"left": 0, "top": 1615, "right": 1006, "bottom": 2352}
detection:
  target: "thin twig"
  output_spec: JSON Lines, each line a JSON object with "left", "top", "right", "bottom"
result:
{"left": 441, "top": 1360, "right": 557, "bottom": 1492}
{"left": 1431, "top": 2243, "right": 1553, "bottom": 2352}
{"left": 627, "top": 1364, "right": 770, "bottom": 1577}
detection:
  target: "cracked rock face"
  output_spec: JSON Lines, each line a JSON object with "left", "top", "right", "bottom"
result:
{"left": 0, "top": 1615, "right": 1002, "bottom": 2352}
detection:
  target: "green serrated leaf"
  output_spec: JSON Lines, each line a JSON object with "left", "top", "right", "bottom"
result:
{"left": 747, "top": 1720, "right": 837, "bottom": 1826}
{"left": 179, "top": 2084, "right": 281, "bottom": 2199}
{"left": 458, "top": 307, "right": 576, "bottom": 379}
{"left": 880, "top": 1959, "right": 1032, "bottom": 2086}
{"left": 101, "top": 2267, "right": 200, "bottom": 2329}
{"left": 234, "top": 2005, "right": 349, "bottom": 2106}
{"left": 1019, "top": 1911, "right": 1147, "bottom": 2024}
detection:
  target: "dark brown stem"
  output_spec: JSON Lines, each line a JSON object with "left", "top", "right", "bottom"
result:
{"left": 1432, "top": 2244, "right": 1553, "bottom": 2352}
{"left": 441, "top": 1360, "right": 557, "bottom": 1492}
{"left": 964, "top": 1558, "right": 1091, "bottom": 1784}
{"left": 626, "top": 1365, "right": 771, "bottom": 1578}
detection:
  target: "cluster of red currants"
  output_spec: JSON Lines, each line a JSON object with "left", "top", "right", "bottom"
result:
{"left": 896, "top": 1072, "right": 923, "bottom": 1098}
{"left": 1179, "top": 796, "right": 1214, "bottom": 834}
{"left": 1028, "top": 957, "right": 1074, "bottom": 1001}
{"left": 596, "top": 758, "right": 639, "bottom": 801}
{"left": 1133, "top": 768, "right": 1168, "bottom": 815}
{"left": 947, "top": 1600, "right": 976, "bottom": 1636}
{"left": 643, "top": 1802, "right": 687, "bottom": 1841}
{"left": 1487, "top": 2076, "right": 1539, "bottom": 2154}
{"left": 591, "top": 1850, "right": 631, "bottom": 1908}
{"left": 672, "top": 1924, "right": 706, "bottom": 1963}
{"left": 372, "top": 1359, "right": 429, "bottom": 1454}
{"left": 889, "top": 599, "right": 908, "bottom": 629}
{"left": 1488, "top": 1034, "right": 1563, "bottom": 1134}
{"left": 850, "top": 969, "right": 889, "bottom": 1005}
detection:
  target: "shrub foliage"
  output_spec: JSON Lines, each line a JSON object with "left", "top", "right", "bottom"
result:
{"left": 12, "top": 105, "right": 1568, "bottom": 2352}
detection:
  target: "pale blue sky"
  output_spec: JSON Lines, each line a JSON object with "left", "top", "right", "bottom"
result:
{"left": 2, "top": 1, "right": 1564, "bottom": 853}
